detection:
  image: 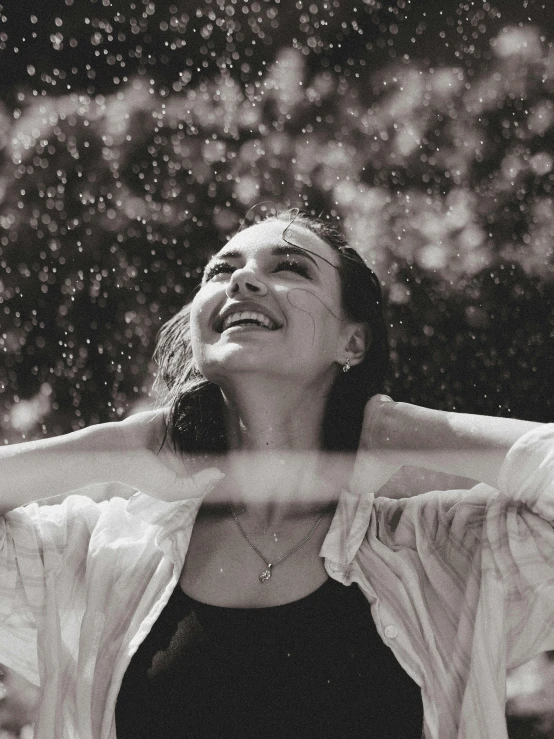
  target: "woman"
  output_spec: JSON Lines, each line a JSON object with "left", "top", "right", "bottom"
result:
{"left": 0, "top": 209, "right": 553, "bottom": 739}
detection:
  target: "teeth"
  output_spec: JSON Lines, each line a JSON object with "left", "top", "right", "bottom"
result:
{"left": 221, "top": 311, "right": 276, "bottom": 331}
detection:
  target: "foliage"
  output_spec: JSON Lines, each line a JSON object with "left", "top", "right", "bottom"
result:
{"left": 1, "top": 27, "right": 552, "bottom": 439}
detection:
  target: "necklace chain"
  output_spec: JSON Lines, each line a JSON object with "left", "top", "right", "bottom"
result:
{"left": 229, "top": 504, "right": 327, "bottom": 583}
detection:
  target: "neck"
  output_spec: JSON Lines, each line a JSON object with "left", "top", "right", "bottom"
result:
{"left": 216, "top": 375, "right": 345, "bottom": 529}
{"left": 222, "top": 375, "right": 327, "bottom": 453}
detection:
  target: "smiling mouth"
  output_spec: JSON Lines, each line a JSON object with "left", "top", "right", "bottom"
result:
{"left": 218, "top": 310, "right": 280, "bottom": 332}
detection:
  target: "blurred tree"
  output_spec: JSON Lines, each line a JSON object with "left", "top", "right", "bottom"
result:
{"left": 1, "top": 31, "right": 552, "bottom": 439}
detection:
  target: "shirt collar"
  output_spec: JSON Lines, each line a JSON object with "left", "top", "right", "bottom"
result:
{"left": 126, "top": 468, "right": 225, "bottom": 559}
{"left": 125, "top": 469, "right": 374, "bottom": 569}
{"left": 320, "top": 486, "right": 375, "bottom": 566}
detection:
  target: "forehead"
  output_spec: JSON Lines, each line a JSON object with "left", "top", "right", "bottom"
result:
{"left": 215, "top": 220, "right": 340, "bottom": 267}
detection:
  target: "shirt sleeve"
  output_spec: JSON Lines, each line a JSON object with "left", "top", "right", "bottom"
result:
{"left": 0, "top": 467, "right": 224, "bottom": 686}
{"left": 373, "top": 423, "right": 554, "bottom": 672}
{"left": 497, "top": 423, "right": 554, "bottom": 519}
{"left": 491, "top": 423, "right": 554, "bottom": 667}
{"left": 0, "top": 495, "right": 104, "bottom": 684}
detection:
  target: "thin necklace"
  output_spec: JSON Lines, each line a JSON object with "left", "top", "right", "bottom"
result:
{"left": 229, "top": 504, "right": 328, "bottom": 583}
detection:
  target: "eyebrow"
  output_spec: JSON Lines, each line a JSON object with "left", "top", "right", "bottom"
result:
{"left": 207, "top": 244, "right": 320, "bottom": 269}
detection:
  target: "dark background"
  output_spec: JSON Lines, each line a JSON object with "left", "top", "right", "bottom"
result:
{"left": 0, "top": 1, "right": 553, "bottom": 733}
{"left": 1, "top": 0, "right": 553, "bottom": 435}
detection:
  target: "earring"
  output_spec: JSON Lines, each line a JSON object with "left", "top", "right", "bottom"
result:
{"left": 342, "top": 358, "right": 351, "bottom": 373}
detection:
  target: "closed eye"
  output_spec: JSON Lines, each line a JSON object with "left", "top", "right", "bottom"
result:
{"left": 274, "top": 259, "right": 312, "bottom": 279}
{"left": 203, "top": 261, "right": 233, "bottom": 282}
{"left": 203, "top": 258, "right": 312, "bottom": 282}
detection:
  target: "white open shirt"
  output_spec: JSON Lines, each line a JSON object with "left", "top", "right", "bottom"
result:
{"left": 1, "top": 425, "right": 554, "bottom": 738}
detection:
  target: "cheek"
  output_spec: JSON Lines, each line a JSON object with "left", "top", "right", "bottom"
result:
{"left": 189, "top": 313, "right": 201, "bottom": 356}
{"left": 285, "top": 287, "right": 343, "bottom": 332}
{"left": 188, "top": 297, "right": 211, "bottom": 353}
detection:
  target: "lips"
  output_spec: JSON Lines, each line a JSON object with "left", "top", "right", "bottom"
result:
{"left": 222, "top": 310, "right": 278, "bottom": 331}
{"left": 214, "top": 303, "right": 282, "bottom": 333}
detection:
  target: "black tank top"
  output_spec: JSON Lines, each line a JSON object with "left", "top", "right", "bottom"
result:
{"left": 115, "top": 577, "right": 423, "bottom": 738}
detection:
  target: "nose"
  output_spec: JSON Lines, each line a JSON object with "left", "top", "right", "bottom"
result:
{"left": 225, "top": 265, "right": 268, "bottom": 298}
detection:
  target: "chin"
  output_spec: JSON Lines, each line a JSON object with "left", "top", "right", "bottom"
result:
{"left": 199, "top": 351, "right": 277, "bottom": 383}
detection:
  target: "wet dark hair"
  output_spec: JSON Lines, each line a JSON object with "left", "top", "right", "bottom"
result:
{"left": 154, "top": 208, "right": 390, "bottom": 454}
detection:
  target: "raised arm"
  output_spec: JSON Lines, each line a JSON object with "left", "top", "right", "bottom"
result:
{"left": 354, "top": 395, "right": 543, "bottom": 494}
{"left": 0, "top": 410, "right": 220, "bottom": 514}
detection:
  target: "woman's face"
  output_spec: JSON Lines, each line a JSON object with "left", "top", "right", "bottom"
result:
{"left": 189, "top": 220, "right": 357, "bottom": 389}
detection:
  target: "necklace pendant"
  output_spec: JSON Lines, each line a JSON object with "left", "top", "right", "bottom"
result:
{"left": 259, "top": 565, "right": 273, "bottom": 583}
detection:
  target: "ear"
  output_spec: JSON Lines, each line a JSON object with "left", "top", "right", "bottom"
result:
{"left": 341, "top": 322, "right": 371, "bottom": 368}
